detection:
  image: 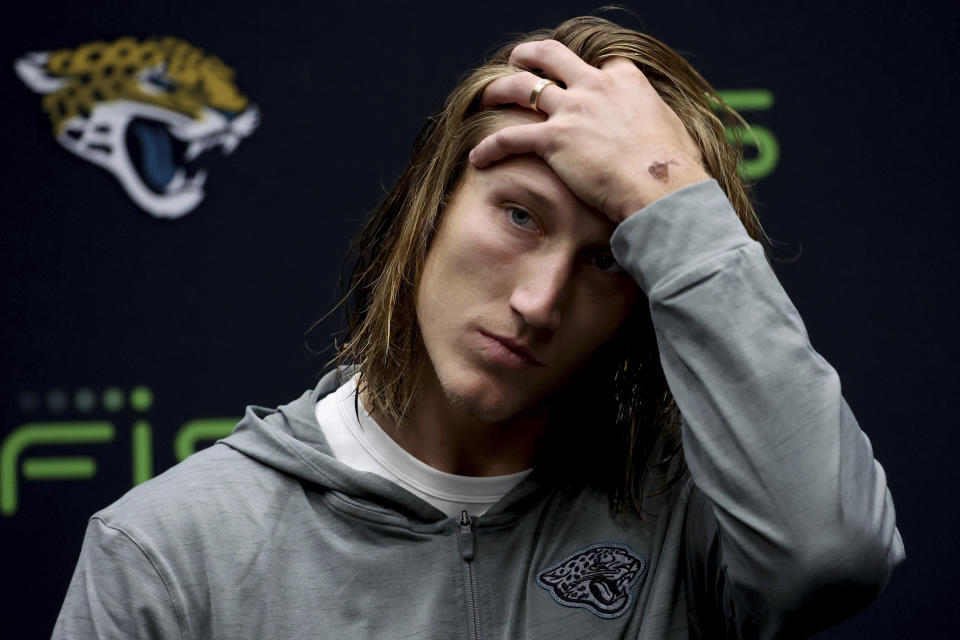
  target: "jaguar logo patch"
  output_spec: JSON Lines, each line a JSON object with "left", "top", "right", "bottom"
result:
{"left": 536, "top": 543, "right": 646, "bottom": 619}
{"left": 14, "top": 36, "right": 259, "bottom": 219}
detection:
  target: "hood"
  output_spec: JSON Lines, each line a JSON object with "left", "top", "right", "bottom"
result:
{"left": 218, "top": 368, "right": 555, "bottom": 527}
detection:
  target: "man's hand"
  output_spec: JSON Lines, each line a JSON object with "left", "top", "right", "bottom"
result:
{"left": 471, "top": 39, "right": 710, "bottom": 223}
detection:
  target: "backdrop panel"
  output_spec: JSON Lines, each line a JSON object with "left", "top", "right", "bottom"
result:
{"left": 2, "top": 1, "right": 957, "bottom": 637}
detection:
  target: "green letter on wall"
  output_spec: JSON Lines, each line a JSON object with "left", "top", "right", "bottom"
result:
{"left": 1, "top": 422, "right": 114, "bottom": 516}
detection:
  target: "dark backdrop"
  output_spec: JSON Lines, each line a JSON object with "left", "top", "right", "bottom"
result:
{"left": 2, "top": 1, "right": 957, "bottom": 637}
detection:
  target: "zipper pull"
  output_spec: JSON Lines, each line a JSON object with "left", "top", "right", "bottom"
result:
{"left": 458, "top": 510, "right": 475, "bottom": 561}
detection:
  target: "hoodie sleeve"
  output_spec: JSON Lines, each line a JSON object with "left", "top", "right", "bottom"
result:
{"left": 52, "top": 517, "right": 185, "bottom": 640}
{"left": 610, "top": 179, "right": 905, "bottom": 638}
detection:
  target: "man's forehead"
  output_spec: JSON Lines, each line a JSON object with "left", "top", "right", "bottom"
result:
{"left": 471, "top": 154, "right": 565, "bottom": 195}
{"left": 467, "top": 153, "right": 615, "bottom": 235}
{"left": 468, "top": 107, "right": 568, "bottom": 205}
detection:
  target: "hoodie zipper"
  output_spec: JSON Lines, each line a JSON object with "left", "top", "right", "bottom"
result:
{"left": 458, "top": 510, "right": 481, "bottom": 640}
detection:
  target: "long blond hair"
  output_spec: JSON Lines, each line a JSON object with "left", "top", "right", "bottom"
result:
{"left": 334, "top": 15, "right": 767, "bottom": 517}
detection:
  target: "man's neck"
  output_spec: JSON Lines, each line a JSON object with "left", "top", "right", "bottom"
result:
{"left": 360, "top": 368, "right": 549, "bottom": 477}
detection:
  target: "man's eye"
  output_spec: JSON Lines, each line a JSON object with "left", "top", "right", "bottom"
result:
{"left": 508, "top": 207, "right": 535, "bottom": 228}
{"left": 592, "top": 253, "right": 623, "bottom": 274}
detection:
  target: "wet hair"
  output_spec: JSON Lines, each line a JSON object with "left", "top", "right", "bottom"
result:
{"left": 333, "top": 15, "right": 769, "bottom": 518}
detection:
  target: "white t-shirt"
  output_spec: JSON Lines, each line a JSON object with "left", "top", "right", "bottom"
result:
{"left": 314, "top": 375, "right": 532, "bottom": 518}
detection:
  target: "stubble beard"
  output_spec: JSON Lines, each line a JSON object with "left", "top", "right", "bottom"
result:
{"left": 438, "top": 372, "right": 519, "bottom": 424}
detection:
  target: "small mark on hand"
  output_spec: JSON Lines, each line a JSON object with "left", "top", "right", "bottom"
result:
{"left": 648, "top": 160, "right": 677, "bottom": 184}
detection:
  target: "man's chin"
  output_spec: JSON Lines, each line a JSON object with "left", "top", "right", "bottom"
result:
{"left": 438, "top": 374, "right": 528, "bottom": 424}
{"left": 444, "top": 385, "right": 515, "bottom": 423}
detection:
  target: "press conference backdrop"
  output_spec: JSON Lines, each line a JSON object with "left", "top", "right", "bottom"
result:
{"left": 2, "top": 1, "right": 956, "bottom": 637}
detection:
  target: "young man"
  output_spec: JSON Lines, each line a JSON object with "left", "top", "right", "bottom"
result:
{"left": 54, "top": 17, "right": 904, "bottom": 639}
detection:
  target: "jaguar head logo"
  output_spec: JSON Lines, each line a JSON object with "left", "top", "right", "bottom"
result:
{"left": 14, "top": 36, "right": 259, "bottom": 218}
{"left": 536, "top": 543, "right": 646, "bottom": 619}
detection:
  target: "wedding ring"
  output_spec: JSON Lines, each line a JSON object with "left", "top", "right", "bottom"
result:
{"left": 529, "top": 78, "right": 556, "bottom": 113}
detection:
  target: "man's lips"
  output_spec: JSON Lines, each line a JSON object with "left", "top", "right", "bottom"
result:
{"left": 478, "top": 331, "right": 544, "bottom": 367}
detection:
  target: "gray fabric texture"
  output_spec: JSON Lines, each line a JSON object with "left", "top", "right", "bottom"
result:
{"left": 52, "top": 179, "right": 904, "bottom": 639}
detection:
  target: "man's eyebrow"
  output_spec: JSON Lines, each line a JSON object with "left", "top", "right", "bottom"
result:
{"left": 493, "top": 175, "right": 557, "bottom": 212}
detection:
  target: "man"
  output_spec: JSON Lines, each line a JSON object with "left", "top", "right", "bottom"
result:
{"left": 54, "top": 16, "right": 904, "bottom": 639}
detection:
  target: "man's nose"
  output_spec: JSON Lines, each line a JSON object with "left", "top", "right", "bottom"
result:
{"left": 508, "top": 253, "right": 573, "bottom": 332}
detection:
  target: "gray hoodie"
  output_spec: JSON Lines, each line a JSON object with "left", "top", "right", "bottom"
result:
{"left": 52, "top": 180, "right": 904, "bottom": 639}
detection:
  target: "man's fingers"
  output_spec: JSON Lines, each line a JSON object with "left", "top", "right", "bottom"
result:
{"left": 599, "top": 56, "right": 654, "bottom": 89}
{"left": 509, "top": 39, "right": 595, "bottom": 86}
{"left": 480, "top": 72, "right": 563, "bottom": 114}
{"left": 469, "top": 122, "right": 545, "bottom": 168}
{"left": 598, "top": 56, "right": 642, "bottom": 76}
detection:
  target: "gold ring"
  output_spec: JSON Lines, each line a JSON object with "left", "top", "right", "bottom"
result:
{"left": 529, "top": 78, "right": 556, "bottom": 113}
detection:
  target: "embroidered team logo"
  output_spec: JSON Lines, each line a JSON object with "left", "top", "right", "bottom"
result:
{"left": 14, "top": 36, "right": 259, "bottom": 219}
{"left": 536, "top": 543, "right": 646, "bottom": 619}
